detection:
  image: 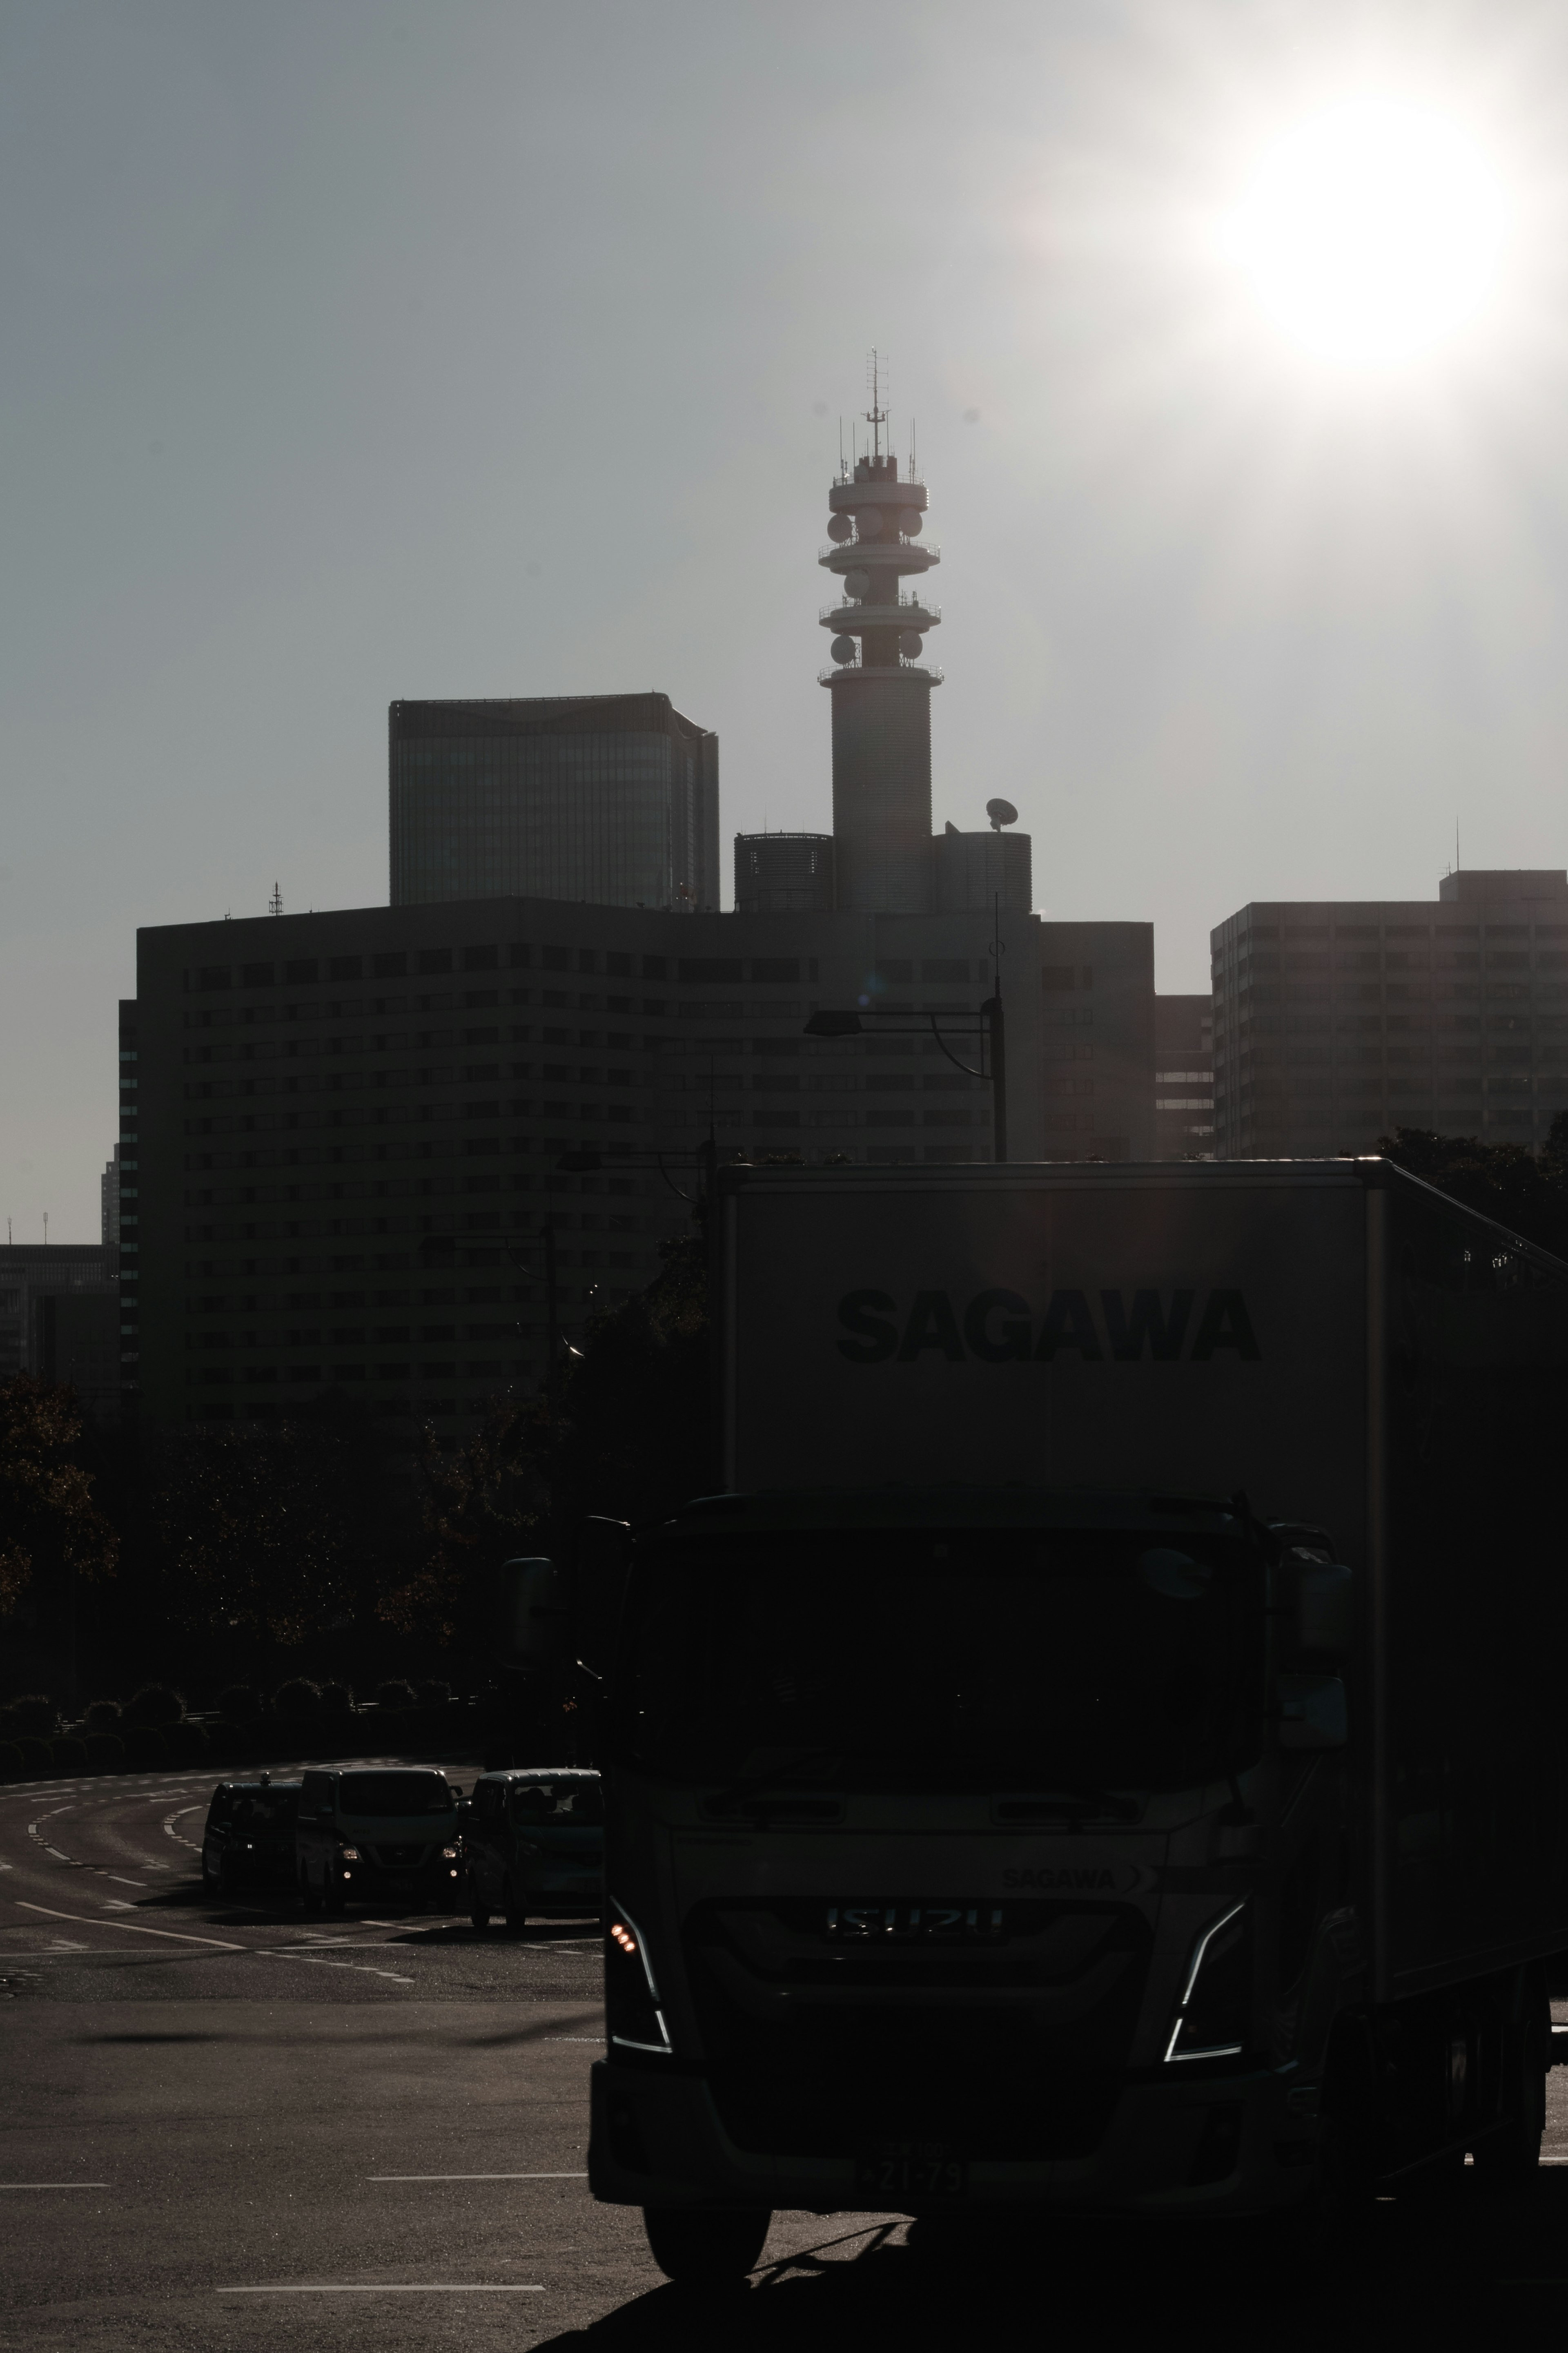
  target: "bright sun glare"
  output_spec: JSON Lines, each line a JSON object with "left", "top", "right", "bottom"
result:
{"left": 1225, "top": 99, "right": 1508, "bottom": 369}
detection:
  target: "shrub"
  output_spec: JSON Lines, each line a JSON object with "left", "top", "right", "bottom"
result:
{"left": 49, "top": 1735, "right": 88, "bottom": 1773}
{"left": 165, "top": 1720, "right": 209, "bottom": 1764}
{"left": 9, "top": 1695, "right": 57, "bottom": 1739}
{"left": 84, "top": 1732, "right": 125, "bottom": 1775}
{"left": 375, "top": 1678, "right": 416, "bottom": 1711}
{"left": 318, "top": 1682, "right": 353, "bottom": 1717}
{"left": 0, "top": 1740, "right": 22, "bottom": 1780}
{"left": 84, "top": 1699, "right": 122, "bottom": 1733}
{"left": 125, "top": 1684, "right": 184, "bottom": 1729}
{"left": 15, "top": 1735, "right": 54, "bottom": 1776}
{"left": 217, "top": 1684, "right": 261, "bottom": 1723}
{"left": 123, "top": 1726, "right": 169, "bottom": 1770}
{"left": 272, "top": 1678, "right": 321, "bottom": 1731}
{"left": 415, "top": 1679, "right": 451, "bottom": 1708}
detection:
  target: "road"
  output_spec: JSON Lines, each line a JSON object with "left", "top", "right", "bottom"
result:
{"left": 3, "top": 1760, "right": 1568, "bottom": 2351}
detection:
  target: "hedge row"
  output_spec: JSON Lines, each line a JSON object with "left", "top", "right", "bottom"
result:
{"left": 0, "top": 1702, "right": 473, "bottom": 1782}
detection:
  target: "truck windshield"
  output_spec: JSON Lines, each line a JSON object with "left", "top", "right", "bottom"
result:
{"left": 615, "top": 1529, "right": 1261, "bottom": 1793}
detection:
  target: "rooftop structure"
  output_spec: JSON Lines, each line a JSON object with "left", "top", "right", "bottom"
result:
{"left": 390, "top": 693, "right": 719, "bottom": 914}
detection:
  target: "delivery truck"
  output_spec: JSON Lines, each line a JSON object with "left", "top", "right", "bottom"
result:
{"left": 510, "top": 1158, "right": 1568, "bottom": 2280}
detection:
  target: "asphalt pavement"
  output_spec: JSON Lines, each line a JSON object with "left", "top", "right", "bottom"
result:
{"left": 4, "top": 1759, "right": 1568, "bottom": 2351}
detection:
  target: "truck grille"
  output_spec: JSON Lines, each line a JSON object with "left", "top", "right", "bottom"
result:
{"left": 682, "top": 1897, "right": 1152, "bottom": 2161}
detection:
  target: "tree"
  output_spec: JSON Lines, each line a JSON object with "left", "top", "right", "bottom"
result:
{"left": 1377, "top": 1123, "right": 1568, "bottom": 1257}
{"left": 0, "top": 1377, "right": 117, "bottom": 1620}
{"left": 145, "top": 1400, "right": 420, "bottom": 1649}
{"left": 387, "top": 1227, "right": 714, "bottom": 1647}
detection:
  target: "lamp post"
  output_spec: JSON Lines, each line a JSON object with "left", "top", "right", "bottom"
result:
{"left": 804, "top": 992, "right": 1007, "bottom": 1164}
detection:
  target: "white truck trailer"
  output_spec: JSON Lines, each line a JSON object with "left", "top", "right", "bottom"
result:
{"left": 539, "top": 1160, "right": 1568, "bottom": 2277}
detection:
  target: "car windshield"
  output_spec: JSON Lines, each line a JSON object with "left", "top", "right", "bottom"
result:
{"left": 615, "top": 1527, "right": 1262, "bottom": 1793}
{"left": 508, "top": 1779, "right": 604, "bottom": 1824}
{"left": 337, "top": 1771, "right": 455, "bottom": 1817}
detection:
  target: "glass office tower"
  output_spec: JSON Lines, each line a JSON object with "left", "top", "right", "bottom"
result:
{"left": 390, "top": 693, "right": 719, "bottom": 913}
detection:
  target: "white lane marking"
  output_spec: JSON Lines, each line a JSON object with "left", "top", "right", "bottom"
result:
{"left": 543, "top": 2037, "right": 602, "bottom": 2043}
{"left": 368, "top": 2173, "right": 586, "bottom": 2181}
{"left": 101, "top": 1901, "right": 138, "bottom": 1912}
{"left": 107, "top": 1877, "right": 147, "bottom": 1888}
{"left": 0, "top": 2183, "right": 109, "bottom": 2190}
{"left": 16, "top": 1903, "right": 244, "bottom": 1951}
{"left": 216, "top": 2284, "right": 544, "bottom": 2295}
{"left": 163, "top": 1805, "right": 203, "bottom": 1853}
{"left": 256, "top": 1951, "right": 413, "bottom": 1985}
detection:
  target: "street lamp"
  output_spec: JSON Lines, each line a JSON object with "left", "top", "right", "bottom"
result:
{"left": 804, "top": 993, "right": 1007, "bottom": 1162}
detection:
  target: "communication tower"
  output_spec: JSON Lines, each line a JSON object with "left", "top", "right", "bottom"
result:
{"left": 818, "top": 352, "right": 941, "bottom": 912}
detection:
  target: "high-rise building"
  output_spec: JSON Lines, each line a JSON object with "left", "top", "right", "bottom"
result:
{"left": 733, "top": 834, "right": 835, "bottom": 916}
{"left": 389, "top": 694, "right": 720, "bottom": 913}
{"left": 1211, "top": 870, "right": 1568, "bottom": 1159}
{"left": 0, "top": 1244, "right": 121, "bottom": 1426}
{"left": 117, "top": 998, "right": 140, "bottom": 1412}
{"left": 1154, "top": 995, "right": 1214, "bottom": 1159}
{"left": 102, "top": 1144, "right": 125, "bottom": 1244}
{"left": 132, "top": 894, "right": 1154, "bottom": 1433}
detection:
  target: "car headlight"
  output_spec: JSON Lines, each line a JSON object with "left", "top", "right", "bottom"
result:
{"left": 606, "top": 1900, "right": 670, "bottom": 2057}
{"left": 339, "top": 1847, "right": 360, "bottom": 1863}
{"left": 1165, "top": 1902, "right": 1252, "bottom": 2063}
{"left": 441, "top": 1847, "right": 458, "bottom": 1860}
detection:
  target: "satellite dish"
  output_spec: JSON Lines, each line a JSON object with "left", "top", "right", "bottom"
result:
{"left": 843, "top": 569, "right": 872, "bottom": 601}
{"left": 898, "top": 630, "right": 924, "bottom": 660}
{"left": 899, "top": 508, "right": 922, "bottom": 537}
{"left": 830, "top": 636, "right": 858, "bottom": 664}
{"left": 986, "top": 798, "right": 1019, "bottom": 831}
{"left": 826, "top": 514, "right": 853, "bottom": 543}
{"left": 855, "top": 509, "right": 883, "bottom": 539}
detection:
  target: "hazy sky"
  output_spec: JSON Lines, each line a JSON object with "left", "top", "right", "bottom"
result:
{"left": 8, "top": 0, "right": 1568, "bottom": 1238}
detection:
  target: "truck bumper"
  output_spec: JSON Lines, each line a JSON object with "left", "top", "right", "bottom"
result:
{"left": 588, "top": 2059, "right": 1320, "bottom": 2218}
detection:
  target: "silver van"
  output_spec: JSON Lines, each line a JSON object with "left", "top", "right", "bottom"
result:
{"left": 464, "top": 1768, "right": 603, "bottom": 1931}
{"left": 296, "top": 1766, "right": 463, "bottom": 1914}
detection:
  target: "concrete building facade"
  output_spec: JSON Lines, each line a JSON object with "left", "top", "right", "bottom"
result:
{"left": 1211, "top": 870, "right": 1568, "bottom": 1159}
{"left": 1154, "top": 995, "right": 1215, "bottom": 1160}
{"left": 133, "top": 895, "right": 1155, "bottom": 1433}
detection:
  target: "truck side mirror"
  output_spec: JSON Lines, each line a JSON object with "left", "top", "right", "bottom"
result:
{"left": 1298, "top": 1563, "right": 1353, "bottom": 1654}
{"left": 1278, "top": 1673, "right": 1348, "bottom": 1750}
{"left": 497, "top": 1555, "right": 578, "bottom": 1668}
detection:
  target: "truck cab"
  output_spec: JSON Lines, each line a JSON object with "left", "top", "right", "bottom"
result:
{"left": 586, "top": 1487, "right": 1356, "bottom": 2238}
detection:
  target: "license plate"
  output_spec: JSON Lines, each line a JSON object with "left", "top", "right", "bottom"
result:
{"left": 854, "top": 2147, "right": 967, "bottom": 2200}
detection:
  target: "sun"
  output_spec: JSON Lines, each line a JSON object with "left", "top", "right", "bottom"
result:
{"left": 1224, "top": 100, "right": 1508, "bottom": 369}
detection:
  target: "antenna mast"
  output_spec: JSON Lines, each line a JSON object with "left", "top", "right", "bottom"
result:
{"left": 864, "top": 348, "right": 889, "bottom": 462}
{"left": 269, "top": 881, "right": 284, "bottom": 917}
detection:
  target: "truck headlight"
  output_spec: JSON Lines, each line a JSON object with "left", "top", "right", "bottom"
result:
{"left": 606, "top": 1899, "right": 670, "bottom": 2058}
{"left": 1165, "top": 1902, "right": 1252, "bottom": 2063}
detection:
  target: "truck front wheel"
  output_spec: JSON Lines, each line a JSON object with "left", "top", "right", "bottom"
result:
{"left": 642, "top": 2207, "right": 772, "bottom": 2284}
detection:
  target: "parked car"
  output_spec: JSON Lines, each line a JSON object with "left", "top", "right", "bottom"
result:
{"left": 295, "top": 1766, "right": 464, "bottom": 1914}
{"left": 464, "top": 1767, "right": 604, "bottom": 1932}
{"left": 201, "top": 1777, "right": 301, "bottom": 1896}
